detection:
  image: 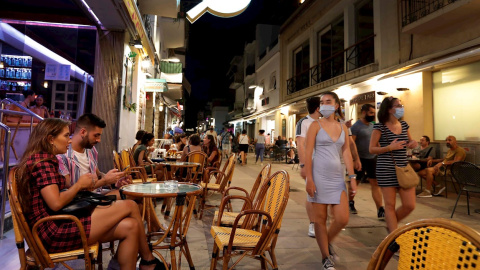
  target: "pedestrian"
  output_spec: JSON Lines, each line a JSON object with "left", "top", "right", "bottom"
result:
{"left": 304, "top": 91, "right": 357, "bottom": 270}
{"left": 205, "top": 126, "right": 218, "bottom": 144}
{"left": 254, "top": 129, "right": 266, "bottom": 165}
{"left": 369, "top": 96, "right": 417, "bottom": 233}
{"left": 220, "top": 127, "right": 232, "bottom": 159}
{"left": 238, "top": 130, "right": 249, "bottom": 166}
{"left": 295, "top": 96, "right": 321, "bottom": 238}
{"left": 30, "top": 95, "right": 50, "bottom": 120}
{"left": 350, "top": 104, "right": 385, "bottom": 219}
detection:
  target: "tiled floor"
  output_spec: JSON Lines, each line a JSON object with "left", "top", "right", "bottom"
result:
{"left": 1, "top": 155, "right": 479, "bottom": 269}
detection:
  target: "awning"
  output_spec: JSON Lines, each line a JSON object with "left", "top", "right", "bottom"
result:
{"left": 379, "top": 44, "right": 480, "bottom": 81}
{"left": 145, "top": 78, "right": 168, "bottom": 92}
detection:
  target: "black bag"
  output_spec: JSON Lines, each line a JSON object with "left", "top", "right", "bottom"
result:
{"left": 54, "top": 191, "right": 117, "bottom": 218}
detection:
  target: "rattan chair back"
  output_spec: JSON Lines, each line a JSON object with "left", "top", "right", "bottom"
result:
{"left": 218, "top": 154, "right": 236, "bottom": 192}
{"left": 244, "top": 164, "right": 272, "bottom": 211}
{"left": 7, "top": 168, "right": 97, "bottom": 269}
{"left": 186, "top": 150, "right": 208, "bottom": 182}
{"left": 368, "top": 218, "right": 480, "bottom": 270}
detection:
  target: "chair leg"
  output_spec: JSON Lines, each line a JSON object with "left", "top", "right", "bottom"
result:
{"left": 466, "top": 191, "right": 470, "bottom": 215}
{"left": 210, "top": 244, "right": 219, "bottom": 270}
{"left": 269, "top": 249, "right": 279, "bottom": 270}
{"left": 260, "top": 256, "right": 267, "bottom": 270}
{"left": 222, "top": 252, "right": 230, "bottom": 270}
{"left": 451, "top": 190, "right": 463, "bottom": 218}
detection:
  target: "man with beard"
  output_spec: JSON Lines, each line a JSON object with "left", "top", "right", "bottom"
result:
{"left": 417, "top": 135, "right": 466, "bottom": 198}
{"left": 57, "top": 113, "right": 127, "bottom": 196}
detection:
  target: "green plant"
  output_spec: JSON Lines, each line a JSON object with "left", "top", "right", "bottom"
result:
{"left": 123, "top": 94, "right": 137, "bottom": 112}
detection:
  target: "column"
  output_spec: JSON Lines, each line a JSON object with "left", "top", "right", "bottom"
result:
{"left": 92, "top": 30, "right": 125, "bottom": 172}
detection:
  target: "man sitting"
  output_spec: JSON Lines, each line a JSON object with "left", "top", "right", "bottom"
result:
{"left": 412, "top": 135, "right": 436, "bottom": 172}
{"left": 417, "top": 135, "right": 466, "bottom": 198}
{"left": 57, "top": 113, "right": 128, "bottom": 198}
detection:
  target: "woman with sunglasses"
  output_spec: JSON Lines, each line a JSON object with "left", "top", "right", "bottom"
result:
{"left": 369, "top": 96, "right": 417, "bottom": 233}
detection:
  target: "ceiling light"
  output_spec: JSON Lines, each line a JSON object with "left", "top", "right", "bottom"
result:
{"left": 43, "top": 81, "right": 49, "bottom": 88}
{"left": 396, "top": 88, "right": 410, "bottom": 91}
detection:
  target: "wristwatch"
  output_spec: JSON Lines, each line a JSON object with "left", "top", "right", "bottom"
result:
{"left": 300, "top": 164, "right": 305, "bottom": 168}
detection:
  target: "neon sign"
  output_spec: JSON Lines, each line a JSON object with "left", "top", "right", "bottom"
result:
{"left": 186, "top": 0, "right": 252, "bottom": 23}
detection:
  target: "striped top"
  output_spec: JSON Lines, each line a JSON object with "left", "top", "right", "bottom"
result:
{"left": 373, "top": 121, "right": 409, "bottom": 187}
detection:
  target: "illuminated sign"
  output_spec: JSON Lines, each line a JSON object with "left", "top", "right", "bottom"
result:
{"left": 145, "top": 79, "right": 168, "bottom": 92}
{"left": 187, "top": 0, "right": 252, "bottom": 23}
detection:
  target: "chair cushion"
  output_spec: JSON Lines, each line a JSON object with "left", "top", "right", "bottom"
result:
{"left": 211, "top": 226, "right": 261, "bottom": 249}
{"left": 213, "top": 211, "right": 245, "bottom": 226}
{"left": 26, "top": 243, "right": 99, "bottom": 262}
{"left": 200, "top": 182, "right": 220, "bottom": 190}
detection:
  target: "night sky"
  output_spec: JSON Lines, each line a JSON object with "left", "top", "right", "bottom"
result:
{"left": 184, "top": 0, "right": 299, "bottom": 128}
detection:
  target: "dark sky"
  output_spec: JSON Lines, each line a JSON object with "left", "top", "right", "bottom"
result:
{"left": 184, "top": 0, "right": 298, "bottom": 127}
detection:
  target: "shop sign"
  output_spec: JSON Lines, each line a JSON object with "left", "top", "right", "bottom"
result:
{"left": 187, "top": 0, "right": 251, "bottom": 23}
{"left": 123, "top": 0, "right": 156, "bottom": 64}
{"left": 350, "top": 91, "right": 376, "bottom": 105}
{"left": 145, "top": 79, "right": 168, "bottom": 92}
{"left": 45, "top": 63, "right": 71, "bottom": 81}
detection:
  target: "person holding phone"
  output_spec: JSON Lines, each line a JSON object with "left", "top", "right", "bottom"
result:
{"left": 57, "top": 114, "right": 130, "bottom": 198}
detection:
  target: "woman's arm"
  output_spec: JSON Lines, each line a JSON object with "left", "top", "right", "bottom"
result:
{"left": 342, "top": 125, "right": 357, "bottom": 193}
{"left": 305, "top": 122, "right": 319, "bottom": 198}
{"left": 406, "top": 129, "right": 418, "bottom": 149}
{"left": 369, "top": 129, "right": 406, "bottom": 154}
{"left": 40, "top": 173, "right": 94, "bottom": 211}
{"left": 137, "top": 150, "right": 146, "bottom": 166}
{"left": 208, "top": 150, "right": 217, "bottom": 163}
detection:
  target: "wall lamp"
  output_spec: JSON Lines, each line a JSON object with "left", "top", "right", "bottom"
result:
{"left": 396, "top": 88, "right": 410, "bottom": 91}
{"left": 130, "top": 39, "right": 143, "bottom": 49}
{"left": 248, "top": 85, "right": 257, "bottom": 89}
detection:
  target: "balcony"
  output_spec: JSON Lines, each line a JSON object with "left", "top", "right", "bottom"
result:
{"left": 287, "top": 34, "right": 375, "bottom": 95}
{"left": 245, "top": 64, "right": 256, "bottom": 76}
{"left": 401, "top": 0, "right": 480, "bottom": 34}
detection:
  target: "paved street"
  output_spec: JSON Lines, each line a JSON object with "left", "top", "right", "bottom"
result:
{"left": 1, "top": 155, "right": 479, "bottom": 269}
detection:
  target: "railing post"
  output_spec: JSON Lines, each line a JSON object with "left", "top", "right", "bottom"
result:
{"left": 0, "top": 123, "right": 11, "bottom": 239}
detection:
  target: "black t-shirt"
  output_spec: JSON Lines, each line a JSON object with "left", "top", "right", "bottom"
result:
{"left": 275, "top": 140, "right": 287, "bottom": 147}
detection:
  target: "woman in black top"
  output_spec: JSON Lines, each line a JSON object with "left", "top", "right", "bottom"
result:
{"left": 369, "top": 96, "right": 417, "bottom": 233}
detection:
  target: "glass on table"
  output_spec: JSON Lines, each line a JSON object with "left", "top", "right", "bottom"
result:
{"left": 165, "top": 180, "right": 178, "bottom": 190}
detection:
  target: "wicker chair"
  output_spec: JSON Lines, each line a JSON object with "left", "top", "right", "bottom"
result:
{"left": 120, "top": 150, "right": 156, "bottom": 183}
{"left": 367, "top": 218, "right": 480, "bottom": 270}
{"left": 210, "top": 170, "right": 290, "bottom": 270}
{"left": 185, "top": 150, "right": 208, "bottom": 183}
{"left": 212, "top": 163, "right": 272, "bottom": 226}
{"left": 7, "top": 168, "right": 99, "bottom": 270}
{"left": 450, "top": 161, "right": 480, "bottom": 218}
{"left": 198, "top": 154, "right": 236, "bottom": 219}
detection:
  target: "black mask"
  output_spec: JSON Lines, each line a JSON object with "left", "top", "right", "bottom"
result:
{"left": 365, "top": 115, "right": 375, "bottom": 122}
{"left": 446, "top": 143, "right": 452, "bottom": 148}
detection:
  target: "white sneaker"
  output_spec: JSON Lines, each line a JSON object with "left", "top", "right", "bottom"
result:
{"left": 434, "top": 186, "right": 446, "bottom": 196}
{"left": 322, "top": 257, "right": 335, "bottom": 270}
{"left": 308, "top": 222, "right": 315, "bottom": 237}
{"left": 417, "top": 189, "right": 432, "bottom": 198}
{"left": 329, "top": 244, "right": 340, "bottom": 262}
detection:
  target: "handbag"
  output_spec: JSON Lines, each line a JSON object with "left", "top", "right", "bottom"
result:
{"left": 54, "top": 191, "right": 117, "bottom": 218}
{"left": 383, "top": 125, "right": 419, "bottom": 189}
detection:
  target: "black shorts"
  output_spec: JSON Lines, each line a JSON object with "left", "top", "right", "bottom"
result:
{"left": 239, "top": 144, "right": 249, "bottom": 153}
{"left": 355, "top": 157, "right": 377, "bottom": 179}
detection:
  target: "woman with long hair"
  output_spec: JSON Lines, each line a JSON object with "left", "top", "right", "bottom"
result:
{"left": 369, "top": 96, "right": 417, "bottom": 233}
{"left": 16, "top": 118, "right": 166, "bottom": 270}
{"left": 304, "top": 91, "right": 357, "bottom": 270}
{"left": 254, "top": 129, "right": 266, "bottom": 165}
{"left": 171, "top": 133, "right": 187, "bottom": 151}
{"left": 133, "top": 132, "right": 164, "bottom": 180}
{"left": 203, "top": 134, "right": 219, "bottom": 166}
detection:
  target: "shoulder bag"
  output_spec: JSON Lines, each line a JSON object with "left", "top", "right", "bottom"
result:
{"left": 54, "top": 190, "right": 117, "bottom": 218}
{"left": 382, "top": 125, "right": 418, "bottom": 189}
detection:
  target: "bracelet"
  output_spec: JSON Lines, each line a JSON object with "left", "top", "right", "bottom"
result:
{"left": 348, "top": 174, "right": 357, "bottom": 179}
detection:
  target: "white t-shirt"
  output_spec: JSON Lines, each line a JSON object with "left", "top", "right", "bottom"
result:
{"left": 296, "top": 115, "right": 316, "bottom": 138}
{"left": 73, "top": 149, "right": 91, "bottom": 176}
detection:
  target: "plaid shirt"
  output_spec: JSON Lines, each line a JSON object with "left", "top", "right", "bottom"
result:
{"left": 57, "top": 145, "right": 99, "bottom": 186}
{"left": 27, "top": 152, "right": 91, "bottom": 253}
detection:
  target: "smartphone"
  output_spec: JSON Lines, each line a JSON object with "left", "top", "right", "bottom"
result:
{"left": 122, "top": 165, "right": 130, "bottom": 172}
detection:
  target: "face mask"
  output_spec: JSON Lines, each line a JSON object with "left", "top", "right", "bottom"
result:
{"left": 393, "top": 108, "right": 404, "bottom": 119}
{"left": 365, "top": 115, "right": 375, "bottom": 122}
{"left": 320, "top": 105, "right": 336, "bottom": 118}
{"left": 446, "top": 143, "right": 451, "bottom": 148}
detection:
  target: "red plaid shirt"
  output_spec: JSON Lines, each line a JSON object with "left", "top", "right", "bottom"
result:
{"left": 26, "top": 152, "right": 91, "bottom": 253}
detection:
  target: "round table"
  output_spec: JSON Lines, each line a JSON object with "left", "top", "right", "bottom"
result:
{"left": 158, "top": 161, "right": 200, "bottom": 182}
{"left": 121, "top": 182, "right": 202, "bottom": 270}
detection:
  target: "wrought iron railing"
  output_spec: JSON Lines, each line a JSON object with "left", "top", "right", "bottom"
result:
{"left": 143, "top": 14, "right": 154, "bottom": 46}
{"left": 287, "top": 34, "right": 375, "bottom": 95}
{"left": 401, "top": 0, "right": 459, "bottom": 27}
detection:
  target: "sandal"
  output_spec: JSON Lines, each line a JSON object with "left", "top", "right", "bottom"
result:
{"left": 139, "top": 257, "right": 170, "bottom": 270}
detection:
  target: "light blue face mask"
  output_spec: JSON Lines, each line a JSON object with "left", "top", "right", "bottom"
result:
{"left": 320, "top": 105, "right": 336, "bottom": 118}
{"left": 393, "top": 107, "right": 404, "bottom": 119}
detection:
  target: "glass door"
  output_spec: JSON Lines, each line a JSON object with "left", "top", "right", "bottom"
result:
{"left": 52, "top": 81, "right": 80, "bottom": 119}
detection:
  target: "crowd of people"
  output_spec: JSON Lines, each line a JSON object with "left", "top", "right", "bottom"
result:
{"left": 11, "top": 90, "right": 470, "bottom": 270}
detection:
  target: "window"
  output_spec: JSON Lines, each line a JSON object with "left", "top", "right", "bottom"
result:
{"left": 351, "top": 0, "right": 374, "bottom": 70}
{"left": 269, "top": 71, "right": 276, "bottom": 91}
{"left": 433, "top": 61, "right": 480, "bottom": 141}
{"left": 318, "top": 18, "right": 344, "bottom": 81}
{"left": 293, "top": 40, "right": 310, "bottom": 91}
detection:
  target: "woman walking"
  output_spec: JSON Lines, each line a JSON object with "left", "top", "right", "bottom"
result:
{"left": 304, "top": 91, "right": 357, "bottom": 270}
{"left": 238, "top": 130, "right": 250, "bottom": 166}
{"left": 369, "top": 96, "right": 417, "bottom": 233}
{"left": 254, "top": 129, "right": 266, "bottom": 165}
